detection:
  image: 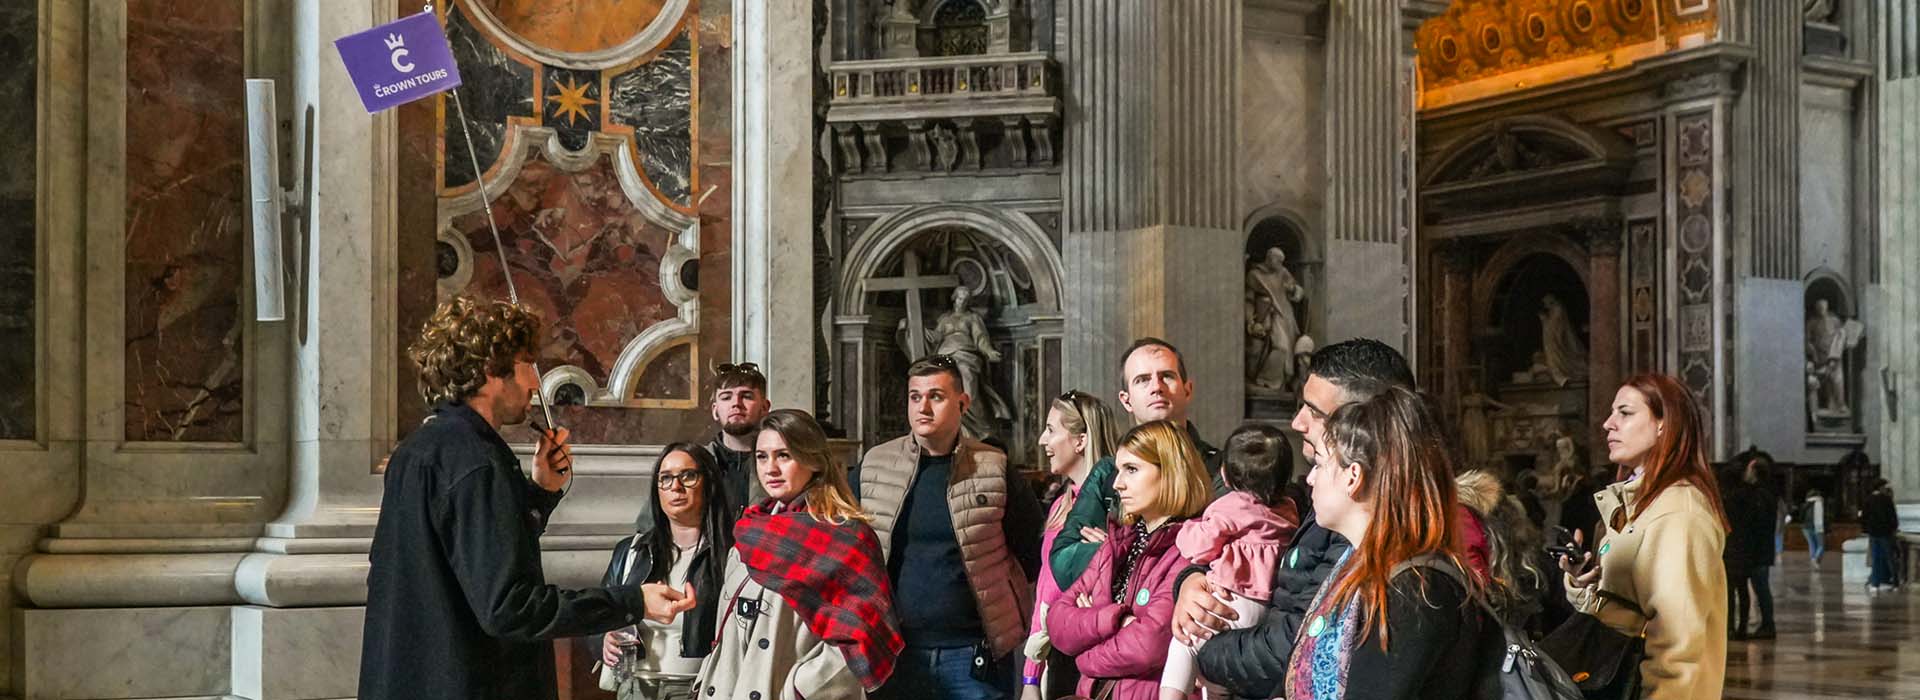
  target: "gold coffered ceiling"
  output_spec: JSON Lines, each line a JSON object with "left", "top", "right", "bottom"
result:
{"left": 1417, "top": 0, "right": 1719, "bottom": 110}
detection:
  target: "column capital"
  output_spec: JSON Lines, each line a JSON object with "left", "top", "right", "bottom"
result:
{"left": 1572, "top": 216, "right": 1625, "bottom": 257}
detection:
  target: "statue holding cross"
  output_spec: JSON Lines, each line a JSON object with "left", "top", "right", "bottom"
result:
{"left": 865, "top": 250, "right": 1011, "bottom": 440}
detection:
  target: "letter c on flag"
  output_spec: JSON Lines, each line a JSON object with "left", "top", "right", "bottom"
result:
{"left": 390, "top": 48, "right": 414, "bottom": 73}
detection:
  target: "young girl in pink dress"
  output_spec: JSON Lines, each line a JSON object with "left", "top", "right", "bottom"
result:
{"left": 1159, "top": 424, "right": 1300, "bottom": 700}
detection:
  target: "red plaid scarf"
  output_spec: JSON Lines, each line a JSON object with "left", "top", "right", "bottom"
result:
{"left": 733, "top": 498, "right": 903, "bottom": 691}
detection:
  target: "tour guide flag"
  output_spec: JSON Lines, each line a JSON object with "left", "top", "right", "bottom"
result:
{"left": 335, "top": 12, "right": 461, "bottom": 114}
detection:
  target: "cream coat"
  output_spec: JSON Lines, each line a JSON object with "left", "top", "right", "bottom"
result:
{"left": 1566, "top": 478, "right": 1728, "bottom": 700}
{"left": 691, "top": 548, "right": 864, "bottom": 700}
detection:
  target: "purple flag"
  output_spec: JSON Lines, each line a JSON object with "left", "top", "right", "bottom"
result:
{"left": 334, "top": 12, "right": 463, "bottom": 113}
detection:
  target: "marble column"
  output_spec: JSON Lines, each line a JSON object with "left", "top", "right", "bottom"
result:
{"left": 1435, "top": 243, "right": 1473, "bottom": 408}
{"left": 1879, "top": 21, "right": 1920, "bottom": 501}
{"left": 1743, "top": 0, "right": 1803, "bottom": 279}
{"left": 1061, "top": 0, "right": 1243, "bottom": 436}
{"left": 1584, "top": 221, "right": 1625, "bottom": 468}
{"left": 1320, "top": 0, "right": 1445, "bottom": 353}
{"left": 734, "top": 0, "right": 817, "bottom": 410}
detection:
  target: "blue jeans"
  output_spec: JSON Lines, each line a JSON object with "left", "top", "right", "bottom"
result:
{"left": 1804, "top": 525, "right": 1826, "bottom": 562}
{"left": 878, "top": 644, "right": 1008, "bottom": 700}
{"left": 1870, "top": 535, "right": 1898, "bottom": 587}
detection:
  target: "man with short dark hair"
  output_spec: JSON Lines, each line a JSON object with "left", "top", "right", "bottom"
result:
{"left": 853, "top": 355, "right": 1045, "bottom": 700}
{"left": 1169, "top": 338, "right": 1412, "bottom": 699}
{"left": 359, "top": 297, "right": 694, "bottom": 700}
{"left": 1045, "top": 337, "right": 1225, "bottom": 591}
{"left": 706, "top": 361, "right": 772, "bottom": 516}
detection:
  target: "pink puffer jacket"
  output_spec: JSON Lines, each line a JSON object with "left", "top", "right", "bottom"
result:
{"left": 1046, "top": 521, "right": 1187, "bottom": 700}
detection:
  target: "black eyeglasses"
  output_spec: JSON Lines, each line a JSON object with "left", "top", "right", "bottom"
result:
{"left": 715, "top": 361, "right": 762, "bottom": 376}
{"left": 656, "top": 470, "right": 705, "bottom": 490}
{"left": 1058, "top": 390, "right": 1091, "bottom": 402}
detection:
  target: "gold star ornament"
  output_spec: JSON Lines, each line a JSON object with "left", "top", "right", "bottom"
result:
{"left": 547, "top": 75, "right": 597, "bottom": 127}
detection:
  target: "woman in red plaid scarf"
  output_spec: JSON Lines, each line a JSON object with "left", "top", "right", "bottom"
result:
{"left": 692, "top": 409, "right": 904, "bottom": 700}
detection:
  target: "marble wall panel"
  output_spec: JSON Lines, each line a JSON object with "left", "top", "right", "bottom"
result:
{"left": 122, "top": 0, "right": 247, "bottom": 442}
{"left": 445, "top": 5, "right": 535, "bottom": 190}
{"left": 0, "top": 1, "right": 34, "bottom": 440}
{"left": 474, "top": 0, "right": 669, "bottom": 54}
{"left": 609, "top": 31, "right": 692, "bottom": 205}
{"left": 395, "top": 0, "right": 730, "bottom": 449}
{"left": 445, "top": 153, "right": 678, "bottom": 381}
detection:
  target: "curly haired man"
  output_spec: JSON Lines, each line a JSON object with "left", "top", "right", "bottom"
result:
{"left": 359, "top": 296, "right": 696, "bottom": 700}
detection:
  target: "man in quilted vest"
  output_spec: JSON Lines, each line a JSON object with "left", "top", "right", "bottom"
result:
{"left": 852, "top": 355, "right": 1046, "bottom": 700}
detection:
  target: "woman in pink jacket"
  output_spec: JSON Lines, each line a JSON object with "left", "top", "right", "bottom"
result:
{"left": 1048, "top": 420, "right": 1213, "bottom": 700}
{"left": 1022, "top": 391, "right": 1121, "bottom": 700}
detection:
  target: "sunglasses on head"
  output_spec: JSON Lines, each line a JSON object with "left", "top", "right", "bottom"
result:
{"left": 715, "top": 361, "right": 762, "bottom": 376}
{"left": 922, "top": 355, "right": 960, "bottom": 370}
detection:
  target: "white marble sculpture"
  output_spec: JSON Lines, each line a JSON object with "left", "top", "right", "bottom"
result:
{"left": 1538, "top": 294, "right": 1588, "bottom": 386}
{"left": 1805, "top": 298, "right": 1865, "bottom": 420}
{"left": 1245, "top": 246, "right": 1306, "bottom": 393}
{"left": 901, "top": 285, "right": 1010, "bottom": 439}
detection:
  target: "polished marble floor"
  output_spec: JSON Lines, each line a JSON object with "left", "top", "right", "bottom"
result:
{"left": 1724, "top": 556, "right": 1920, "bottom": 699}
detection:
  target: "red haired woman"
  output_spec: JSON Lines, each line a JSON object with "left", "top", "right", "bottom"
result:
{"left": 1558, "top": 374, "right": 1730, "bottom": 699}
{"left": 1285, "top": 386, "right": 1489, "bottom": 700}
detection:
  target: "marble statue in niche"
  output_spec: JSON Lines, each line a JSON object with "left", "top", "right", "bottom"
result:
{"left": 1537, "top": 294, "right": 1587, "bottom": 386}
{"left": 1245, "top": 246, "right": 1309, "bottom": 394}
{"left": 901, "top": 285, "right": 1010, "bottom": 440}
{"left": 1458, "top": 391, "right": 1513, "bottom": 468}
{"left": 1806, "top": 297, "right": 1865, "bottom": 429}
{"left": 1804, "top": 0, "right": 1836, "bottom": 22}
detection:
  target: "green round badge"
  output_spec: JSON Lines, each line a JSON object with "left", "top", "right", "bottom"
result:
{"left": 1288, "top": 549, "right": 1300, "bottom": 568}
{"left": 1135, "top": 587, "right": 1151, "bottom": 606}
{"left": 1599, "top": 542, "right": 1611, "bottom": 556}
{"left": 1307, "top": 615, "right": 1327, "bottom": 637}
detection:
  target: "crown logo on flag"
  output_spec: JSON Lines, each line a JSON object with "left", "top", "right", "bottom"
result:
{"left": 384, "top": 33, "right": 405, "bottom": 50}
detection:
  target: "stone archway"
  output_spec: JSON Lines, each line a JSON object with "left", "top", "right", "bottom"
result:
{"left": 832, "top": 204, "right": 1064, "bottom": 463}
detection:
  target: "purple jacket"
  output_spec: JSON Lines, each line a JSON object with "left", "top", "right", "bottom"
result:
{"left": 1046, "top": 521, "right": 1186, "bottom": 700}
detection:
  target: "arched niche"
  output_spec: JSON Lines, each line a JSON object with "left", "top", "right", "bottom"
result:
{"left": 1486, "top": 253, "right": 1590, "bottom": 386}
{"left": 1804, "top": 268, "right": 1862, "bottom": 434}
{"left": 1241, "top": 205, "right": 1321, "bottom": 406}
{"left": 833, "top": 204, "right": 1064, "bottom": 463}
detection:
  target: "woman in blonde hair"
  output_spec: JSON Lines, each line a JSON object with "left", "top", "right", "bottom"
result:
{"left": 1047, "top": 420, "right": 1212, "bottom": 700}
{"left": 691, "top": 409, "right": 902, "bottom": 700}
{"left": 1021, "top": 391, "right": 1120, "bottom": 700}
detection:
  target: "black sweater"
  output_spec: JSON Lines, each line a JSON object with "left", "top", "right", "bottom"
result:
{"left": 358, "top": 402, "right": 649, "bottom": 700}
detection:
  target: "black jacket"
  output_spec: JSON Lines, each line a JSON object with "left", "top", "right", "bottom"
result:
{"left": 599, "top": 535, "right": 723, "bottom": 660}
{"left": 1863, "top": 490, "right": 1901, "bottom": 537}
{"left": 704, "top": 434, "right": 757, "bottom": 520}
{"left": 358, "top": 402, "right": 648, "bottom": 700}
{"left": 1191, "top": 515, "right": 1351, "bottom": 699}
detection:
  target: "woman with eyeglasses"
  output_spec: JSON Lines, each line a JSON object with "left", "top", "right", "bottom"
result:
{"left": 1021, "top": 391, "right": 1120, "bottom": 700}
{"left": 691, "top": 409, "right": 903, "bottom": 700}
{"left": 599, "top": 443, "right": 734, "bottom": 700}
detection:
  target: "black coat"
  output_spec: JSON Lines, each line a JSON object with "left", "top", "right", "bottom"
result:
{"left": 599, "top": 535, "right": 724, "bottom": 660}
{"left": 358, "top": 402, "right": 649, "bottom": 700}
{"left": 1192, "top": 515, "right": 1352, "bottom": 699}
{"left": 1863, "top": 491, "right": 1900, "bottom": 537}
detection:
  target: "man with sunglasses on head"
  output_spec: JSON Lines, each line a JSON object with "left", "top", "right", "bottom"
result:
{"left": 705, "top": 361, "right": 772, "bottom": 519}
{"left": 852, "top": 354, "right": 1045, "bottom": 700}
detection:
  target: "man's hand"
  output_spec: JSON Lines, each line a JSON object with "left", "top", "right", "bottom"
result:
{"left": 1079, "top": 526, "right": 1109, "bottom": 544}
{"left": 533, "top": 427, "right": 574, "bottom": 492}
{"left": 641, "top": 582, "right": 697, "bottom": 624}
{"left": 1171, "top": 575, "right": 1239, "bottom": 644}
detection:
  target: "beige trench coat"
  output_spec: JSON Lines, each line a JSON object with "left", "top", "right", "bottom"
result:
{"left": 1566, "top": 478, "right": 1728, "bottom": 700}
{"left": 691, "top": 548, "right": 865, "bottom": 700}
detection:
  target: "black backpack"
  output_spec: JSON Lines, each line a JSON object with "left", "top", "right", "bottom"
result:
{"left": 1395, "top": 554, "right": 1585, "bottom": 700}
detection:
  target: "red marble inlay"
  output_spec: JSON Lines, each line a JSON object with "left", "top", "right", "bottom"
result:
{"left": 124, "top": 0, "right": 247, "bottom": 442}
{"left": 448, "top": 154, "right": 677, "bottom": 379}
